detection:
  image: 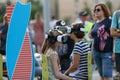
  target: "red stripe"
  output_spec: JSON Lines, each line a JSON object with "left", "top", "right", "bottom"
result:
{"left": 6, "top": 13, "right": 12, "bottom": 17}
{"left": 6, "top": 11, "right": 13, "bottom": 13}
{"left": 6, "top": 6, "right": 14, "bottom": 24}
{"left": 12, "top": 33, "right": 32, "bottom": 79}
{"left": 6, "top": 7, "right": 14, "bottom": 10}
{"left": 6, "top": 16, "right": 11, "bottom": 19}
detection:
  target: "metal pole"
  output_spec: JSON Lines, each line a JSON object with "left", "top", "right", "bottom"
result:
{"left": 75, "top": 0, "right": 78, "bottom": 19}
{"left": 43, "top": 0, "right": 51, "bottom": 35}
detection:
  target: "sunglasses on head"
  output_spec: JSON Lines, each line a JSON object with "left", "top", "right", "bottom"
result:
{"left": 94, "top": 8, "right": 102, "bottom": 12}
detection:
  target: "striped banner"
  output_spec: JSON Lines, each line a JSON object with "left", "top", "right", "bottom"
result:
{"left": 12, "top": 32, "right": 32, "bottom": 80}
{"left": 6, "top": 5, "right": 15, "bottom": 24}
{"left": 6, "top": 2, "right": 34, "bottom": 80}
{"left": 0, "top": 5, "right": 14, "bottom": 80}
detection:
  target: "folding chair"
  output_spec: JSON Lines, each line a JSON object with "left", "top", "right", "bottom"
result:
{"left": 42, "top": 54, "right": 49, "bottom": 80}
{"left": 87, "top": 51, "right": 92, "bottom": 80}
{"left": 0, "top": 54, "right": 3, "bottom": 80}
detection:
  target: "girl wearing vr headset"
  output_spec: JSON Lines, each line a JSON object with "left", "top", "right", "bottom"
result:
{"left": 41, "top": 30, "right": 74, "bottom": 80}
{"left": 64, "top": 23, "right": 90, "bottom": 80}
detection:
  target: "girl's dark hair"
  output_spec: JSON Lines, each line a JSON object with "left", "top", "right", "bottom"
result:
{"left": 56, "top": 20, "right": 66, "bottom": 26}
{"left": 71, "top": 23, "right": 85, "bottom": 38}
{"left": 41, "top": 30, "right": 61, "bottom": 54}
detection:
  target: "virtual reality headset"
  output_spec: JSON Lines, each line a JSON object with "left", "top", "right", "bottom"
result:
{"left": 64, "top": 26, "right": 85, "bottom": 34}
{"left": 57, "top": 34, "right": 69, "bottom": 43}
{"left": 45, "top": 33, "right": 69, "bottom": 43}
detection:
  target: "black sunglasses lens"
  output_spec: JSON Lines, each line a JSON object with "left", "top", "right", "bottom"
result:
{"left": 97, "top": 9, "right": 101, "bottom": 12}
{"left": 94, "top": 8, "right": 101, "bottom": 12}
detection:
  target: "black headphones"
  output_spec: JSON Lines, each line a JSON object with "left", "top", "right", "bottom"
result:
{"left": 72, "top": 25, "right": 80, "bottom": 35}
{"left": 48, "top": 31, "right": 57, "bottom": 44}
{"left": 56, "top": 20, "right": 66, "bottom": 26}
{"left": 71, "top": 23, "right": 85, "bottom": 38}
{"left": 46, "top": 29, "right": 70, "bottom": 44}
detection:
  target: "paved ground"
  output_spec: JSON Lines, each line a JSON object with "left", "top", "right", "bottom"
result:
{"left": 3, "top": 77, "right": 39, "bottom": 80}
{"left": 92, "top": 69, "right": 116, "bottom": 80}
{"left": 3, "top": 69, "right": 117, "bottom": 80}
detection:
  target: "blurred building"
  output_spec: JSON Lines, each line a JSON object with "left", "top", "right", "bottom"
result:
{"left": 50, "top": 0, "right": 120, "bottom": 20}
{"left": 1, "top": 0, "right": 120, "bottom": 20}
{"left": 0, "top": 0, "right": 7, "bottom": 3}
{"left": 0, "top": 0, "right": 27, "bottom": 3}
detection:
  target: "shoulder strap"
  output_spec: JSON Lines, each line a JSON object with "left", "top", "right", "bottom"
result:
{"left": 116, "top": 11, "right": 120, "bottom": 28}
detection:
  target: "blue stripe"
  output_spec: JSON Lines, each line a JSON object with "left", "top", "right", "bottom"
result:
{"left": 6, "top": 2, "right": 32, "bottom": 80}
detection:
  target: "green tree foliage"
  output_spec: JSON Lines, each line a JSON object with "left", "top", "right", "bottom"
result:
{"left": 63, "top": 17, "right": 71, "bottom": 25}
{"left": 55, "top": 0, "right": 59, "bottom": 19}
{"left": 83, "top": 2, "right": 93, "bottom": 21}
{"left": 106, "top": 1, "right": 112, "bottom": 14}
{"left": 6, "top": 0, "right": 11, "bottom": 6}
{"left": 0, "top": 0, "right": 11, "bottom": 23}
{"left": 117, "top": 4, "right": 120, "bottom": 10}
{"left": 0, "top": 4, "right": 6, "bottom": 23}
{"left": 29, "top": 0, "right": 43, "bottom": 19}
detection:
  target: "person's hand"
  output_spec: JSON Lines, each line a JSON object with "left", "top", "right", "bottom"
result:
{"left": 91, "top": 57, "right": 95, "bottom": 64}
{"left": 112, "top": 53, "right": 115, "bottom": 62}
{"left": 0, "top": 31, "right": 2, "bottom": 38}
{"left": 64, "top": 72, "right": 68, "bottom": 75}
{"left": 72, "top": 78, "right": 76, "bottom": 80}
{"left": 0, "top": 31, "right": 2, "bottom": 33}
{"left": 64, "top": 71, "right": 69, "bottom": 76}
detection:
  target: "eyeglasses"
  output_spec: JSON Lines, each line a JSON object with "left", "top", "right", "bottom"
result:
{"left": 94, "top": 8, "right": 102, "bottom": 12}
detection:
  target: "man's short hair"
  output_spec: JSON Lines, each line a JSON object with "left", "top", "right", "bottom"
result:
{"left": 79, "top": 11, "right": 88, "bottom": 16}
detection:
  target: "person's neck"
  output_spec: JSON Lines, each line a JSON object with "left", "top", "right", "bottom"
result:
{"left": 98, "top": 16, "right": 105, "bottom": 22}
{"left": 75, "top": 38, "right": 83, "bottom": 42}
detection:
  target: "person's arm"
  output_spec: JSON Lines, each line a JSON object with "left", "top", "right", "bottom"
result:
{"left": 110, "top": 11, "right": 120, "bottom": 37}
{"left": 0, "top": 31, "right": 2, "bottom": 34}
{"left": 64, "top": 53, "right": 80, "bottom": 75}
{"left": 110, "top": 28, "right": 120, "bottom": 37}
{"left": 88, "top": 24, "right": 95, "bottom": 39}
{"left": 112, "top": 52, "right": 115, "bottom": 62}
{"left": 88, "top": 32, "right": 93, "bottom": 39}
{"left": 0, "top": 31, "right": 2, "bottom": 38}
{"left": 50, "top": 54, "right": 74, "bottom": 80}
